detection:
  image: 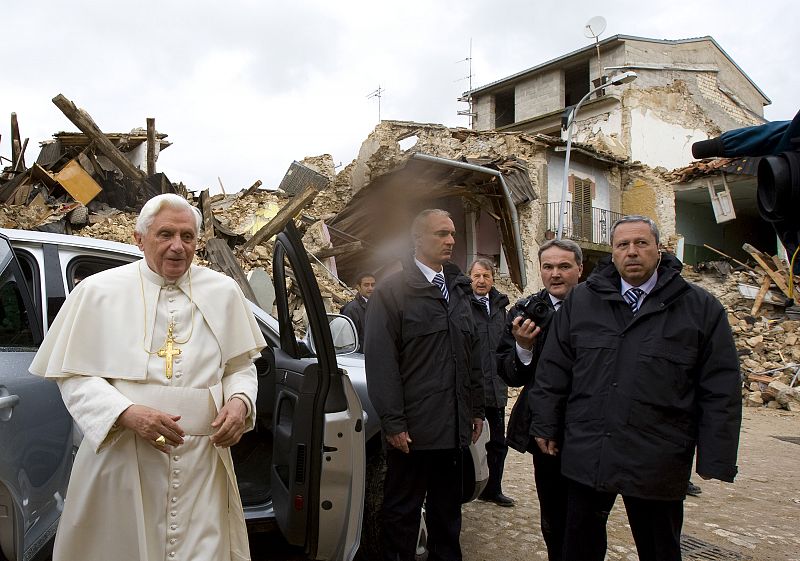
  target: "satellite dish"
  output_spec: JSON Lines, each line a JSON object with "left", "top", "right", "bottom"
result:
{"left": 584, "top": 16, "right": 607, "bottom": 39}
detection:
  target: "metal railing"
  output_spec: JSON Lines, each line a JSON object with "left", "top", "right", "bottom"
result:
{"left": 545, "top": 202, "right": 621, "bottom": 247}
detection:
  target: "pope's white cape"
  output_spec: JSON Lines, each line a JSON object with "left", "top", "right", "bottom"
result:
{"left": 28, "top": 260, "right": 268, "bottom": 561}
{"left": 29, "top": 261, "right": 267, "bottom": 380}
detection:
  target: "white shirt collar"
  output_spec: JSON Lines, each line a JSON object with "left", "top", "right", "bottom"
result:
{"left": 139, "top": 259, "right": 190, "bottom": 288}
{"left": 414, "top": 258, "right": 443, "bottom": 283}
{"left": 547, "top": 292, "right": 562, "bottom": 308}
{"left": 474, "top": 292, "right": 490, "bottom": 311}
{"left": 620, "top": 270, "right": 659, "bottom": 296}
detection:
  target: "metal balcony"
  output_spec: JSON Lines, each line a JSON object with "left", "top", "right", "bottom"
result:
{"left": 545, "top": 202, "right": 622, "bottom": 248}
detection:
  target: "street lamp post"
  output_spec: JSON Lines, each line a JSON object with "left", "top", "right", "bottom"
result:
{"left": 556, "top": 71, "right": 638, "bottom": 240}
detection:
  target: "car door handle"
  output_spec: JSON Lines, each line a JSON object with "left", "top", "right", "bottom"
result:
{"left": 0, "top": 395, "right": 20, "bottom": 410}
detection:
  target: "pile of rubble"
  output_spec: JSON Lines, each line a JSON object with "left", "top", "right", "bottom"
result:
{"left": 685, "top": 261, "right": 800, "bottom": 412}
{"left": 1, "top": 98, "right": 356, "bottom": 320}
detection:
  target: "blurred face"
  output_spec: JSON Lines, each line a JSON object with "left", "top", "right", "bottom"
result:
{"left": 415, "top": 214, "right": 455, "bottom": 268}
{"left": 540, "top": 246, "right": 583, "bottom": 300}
{"left": 611, "top": 222, "right": 660, "bottom": 286}
{"left": 134, "top": 207, "right": 198, "bottom": 281}
{"left": 470, "top": 264, "right": 494, "bottom": 296}
{"left": 357, "top": 276, "right": 376, "bottom": 299}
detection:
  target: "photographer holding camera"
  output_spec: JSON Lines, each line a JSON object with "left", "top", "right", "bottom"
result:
{"left": 496, "top": 238, "right": 583, "bottom": 561}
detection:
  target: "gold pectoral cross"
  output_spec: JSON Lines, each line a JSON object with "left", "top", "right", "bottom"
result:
{"left": 157, "top": 322, "right": 182, "bottom": 380}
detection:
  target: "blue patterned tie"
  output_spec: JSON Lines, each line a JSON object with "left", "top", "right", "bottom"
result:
{"left": 624, "top": 288, "right": 645, "bottom": 314}
{"left": 432, "top": 273, "right": 449, "bottom": 302}
{"left": 478, "top": 296, "right": 489, "bottom": 315}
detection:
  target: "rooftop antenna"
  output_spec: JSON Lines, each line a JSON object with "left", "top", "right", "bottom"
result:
{"left": 584, "top": 16, "right": 607, "bottom": 91}
{"left": 366, "top": 85, "right": 385, "bottom": 122}
{"left": 455, "top": 38, "right": 477, "bottom": 127}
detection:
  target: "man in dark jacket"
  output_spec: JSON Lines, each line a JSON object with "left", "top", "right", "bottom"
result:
{"left": 467, "top": 258, "right": 513, "bottom": 507}
{"left": 364, "top": 209, "right": 485, "bottom": 561}
{"left": 532, "top": 215, "right": 742, "bottom": 561}
{"left": 496, "top": 238, "right": 583, "bottom": 561}
{"left": 340, "top": 271, "right": 375, "bottom": 352}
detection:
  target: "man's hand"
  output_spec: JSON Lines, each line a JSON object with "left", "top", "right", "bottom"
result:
{"left": 471, "top": 418, "right": 484, "bottom": 444}
{"left": 117, "top": 404, "right": 184, "bottom": 453}
{"left": 386, "top": 431, "right": 412, "bottom": 453}
{"left": 535, "top": 437, "right": 559, "bottom": 456}
{"left": 210, "top": 396, "right": 248, "bottom": 448}
{"left": 511, "top": 316, "right": 542, "bottom": 351}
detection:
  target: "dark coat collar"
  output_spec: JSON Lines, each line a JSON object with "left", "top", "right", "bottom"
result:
{"left": 470, "top": 287, "right": 510, "bottom": 310}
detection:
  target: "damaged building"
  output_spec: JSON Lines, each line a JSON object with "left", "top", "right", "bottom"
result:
{"left": 453, "top": 34, "right": 786, "bottom": 276}
{"left": 325, "top": 120, "right": 630, "bottom": 295}
{"left": 465, "top": 34, "right": 769, "bottom": 169}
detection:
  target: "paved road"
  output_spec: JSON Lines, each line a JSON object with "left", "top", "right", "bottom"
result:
{"left": 461, "top": 404, "right": 800, "bottom": 561}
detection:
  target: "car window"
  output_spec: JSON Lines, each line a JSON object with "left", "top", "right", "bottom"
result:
{"left": 12, "top": 248, "right": 42, "bottom": 327}
{"left": 0, "top": 261, "right": 38, "bottom": 350}
{"left": 66, "top": 256, "right": 137, "bottom": 291}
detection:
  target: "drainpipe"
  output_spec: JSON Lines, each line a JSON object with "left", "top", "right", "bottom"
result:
{"left": 411, "top": 152, "right": 528, "bottom": 288}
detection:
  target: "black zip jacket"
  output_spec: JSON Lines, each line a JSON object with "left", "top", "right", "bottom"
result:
{"left": 531, "top": 254, "right": 741, "bottom": 500}
{"left": 469, "top": 287, "right": 510, "bottom": 409}
{"left": 364, "top": 260, "right": 485, "bottom": 450}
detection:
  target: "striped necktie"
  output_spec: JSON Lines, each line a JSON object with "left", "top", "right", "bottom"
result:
{"left": 478, "top": 296, "right": 490, "bottom": 315}
{"left": 624, "top": 287, "right": 645, "bottom": 314}
{"left": 432, "top": 273, "right": 449, "bottom": 302}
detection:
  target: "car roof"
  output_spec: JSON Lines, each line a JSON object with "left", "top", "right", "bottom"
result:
{"left": 0, "top": 228, "right": 142, "bottom": 257}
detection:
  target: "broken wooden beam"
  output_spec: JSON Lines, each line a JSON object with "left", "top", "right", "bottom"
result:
{"left": 52, "top": 94, "right": 147, "bottom": 182}
{"left": 313, "top": 241, "right": 363, "bottom": 260}
{"left": 13, "top": 138, "right": 28, "bottom": 172}
{"left": 242, "top": 180, "right": 262, "bottom": 197}
{"left": 10, "top": 113, "right": 21, "bottom": 168}
{"left": 243, "top": 182, "right": 323, "bottom": 251}
{"left": 205, "top": 238, "right": 258, "bottom": 303}
{"left": 146, "top": 117, "right": 156, "bottom": 177}
{"left": 702, "top": 244, "right": 755, "bottom": 272}
{"left": 743, "top": 243, "right": 791, "bottom": 298}
{"left": 751, "top": 275, "right": 772, "bottom": 316}
{"left": 199, "top": 189, "right": 214, "bottom": 240}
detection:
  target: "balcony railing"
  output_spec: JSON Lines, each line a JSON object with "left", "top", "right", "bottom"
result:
{"left": 545, "top": 202, "right": 622, "bottom": 247}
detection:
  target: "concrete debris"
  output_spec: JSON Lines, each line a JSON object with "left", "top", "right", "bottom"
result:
{"left": 684, "top": 265, "right": 800, "bottom": 411}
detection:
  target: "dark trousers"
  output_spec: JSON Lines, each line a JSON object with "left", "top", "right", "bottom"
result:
{"left": 382, "top": 448, "right": 463, "bottom": 561}
{"left": 483, "top": 406, "right": 508, "bottom": 497}
{"left": 531, "top": 446, "right": 568, "bottom": 561}
{"left": 562, "top": 479, "right": 684, "bottom": 561}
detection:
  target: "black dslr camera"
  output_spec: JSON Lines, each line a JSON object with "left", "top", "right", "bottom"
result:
{"left": 507, "top": 294, "right": 554, "bottom": 334}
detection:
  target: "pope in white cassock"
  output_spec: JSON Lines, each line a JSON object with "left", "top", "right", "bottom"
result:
{"left": 29, "top": 194, "right": 267, "bottom": 561}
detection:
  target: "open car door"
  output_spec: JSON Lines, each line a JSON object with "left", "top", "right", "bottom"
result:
{"left": 0, "top": 235, "right": 72, "bottom": 561}
{"left": 271, "top": 223, "right": 365, "bottom": 561}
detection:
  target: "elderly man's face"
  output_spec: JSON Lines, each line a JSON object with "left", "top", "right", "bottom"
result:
{"left": 470, "top": 264, "right": 494, "bottom": 296}
{"left": 134, "top": 207, "right": 198, "bottom": 281}
{"left": 611, "top": 222, "right": 660, "bottom": 286}
{"left": 540, "top": 246, "right": 582, "bottom": 300}
{"left": 415, "top": 214, "right": 455, "bottom": 268}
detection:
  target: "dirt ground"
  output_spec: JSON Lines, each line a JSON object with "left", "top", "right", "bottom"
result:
{"left": 461, "top": 402, "right": 800, "bottom": 561}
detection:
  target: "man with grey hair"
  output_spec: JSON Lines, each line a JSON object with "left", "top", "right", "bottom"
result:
{"left": 365, "top": 208, "right": 484, "bottom": 561}
{"left": 30, "top": 193, "right": 266, "bottom": 561}
{"left": 496, "top": 237, "right": 583, "bottom": 560}
{"left": 467, "top": 257, "right": 512, "bottom": 507}
{"left": 531, "top": 215, "right": 741, "bottom": 561}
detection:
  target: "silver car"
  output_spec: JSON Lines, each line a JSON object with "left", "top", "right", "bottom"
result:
{"left": 0, "top": 227, "right": 488, "bottom": 561}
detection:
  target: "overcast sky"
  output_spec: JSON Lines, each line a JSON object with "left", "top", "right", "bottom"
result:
{"left": 2, "top": 0, "right": 797, "bottom": 192}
